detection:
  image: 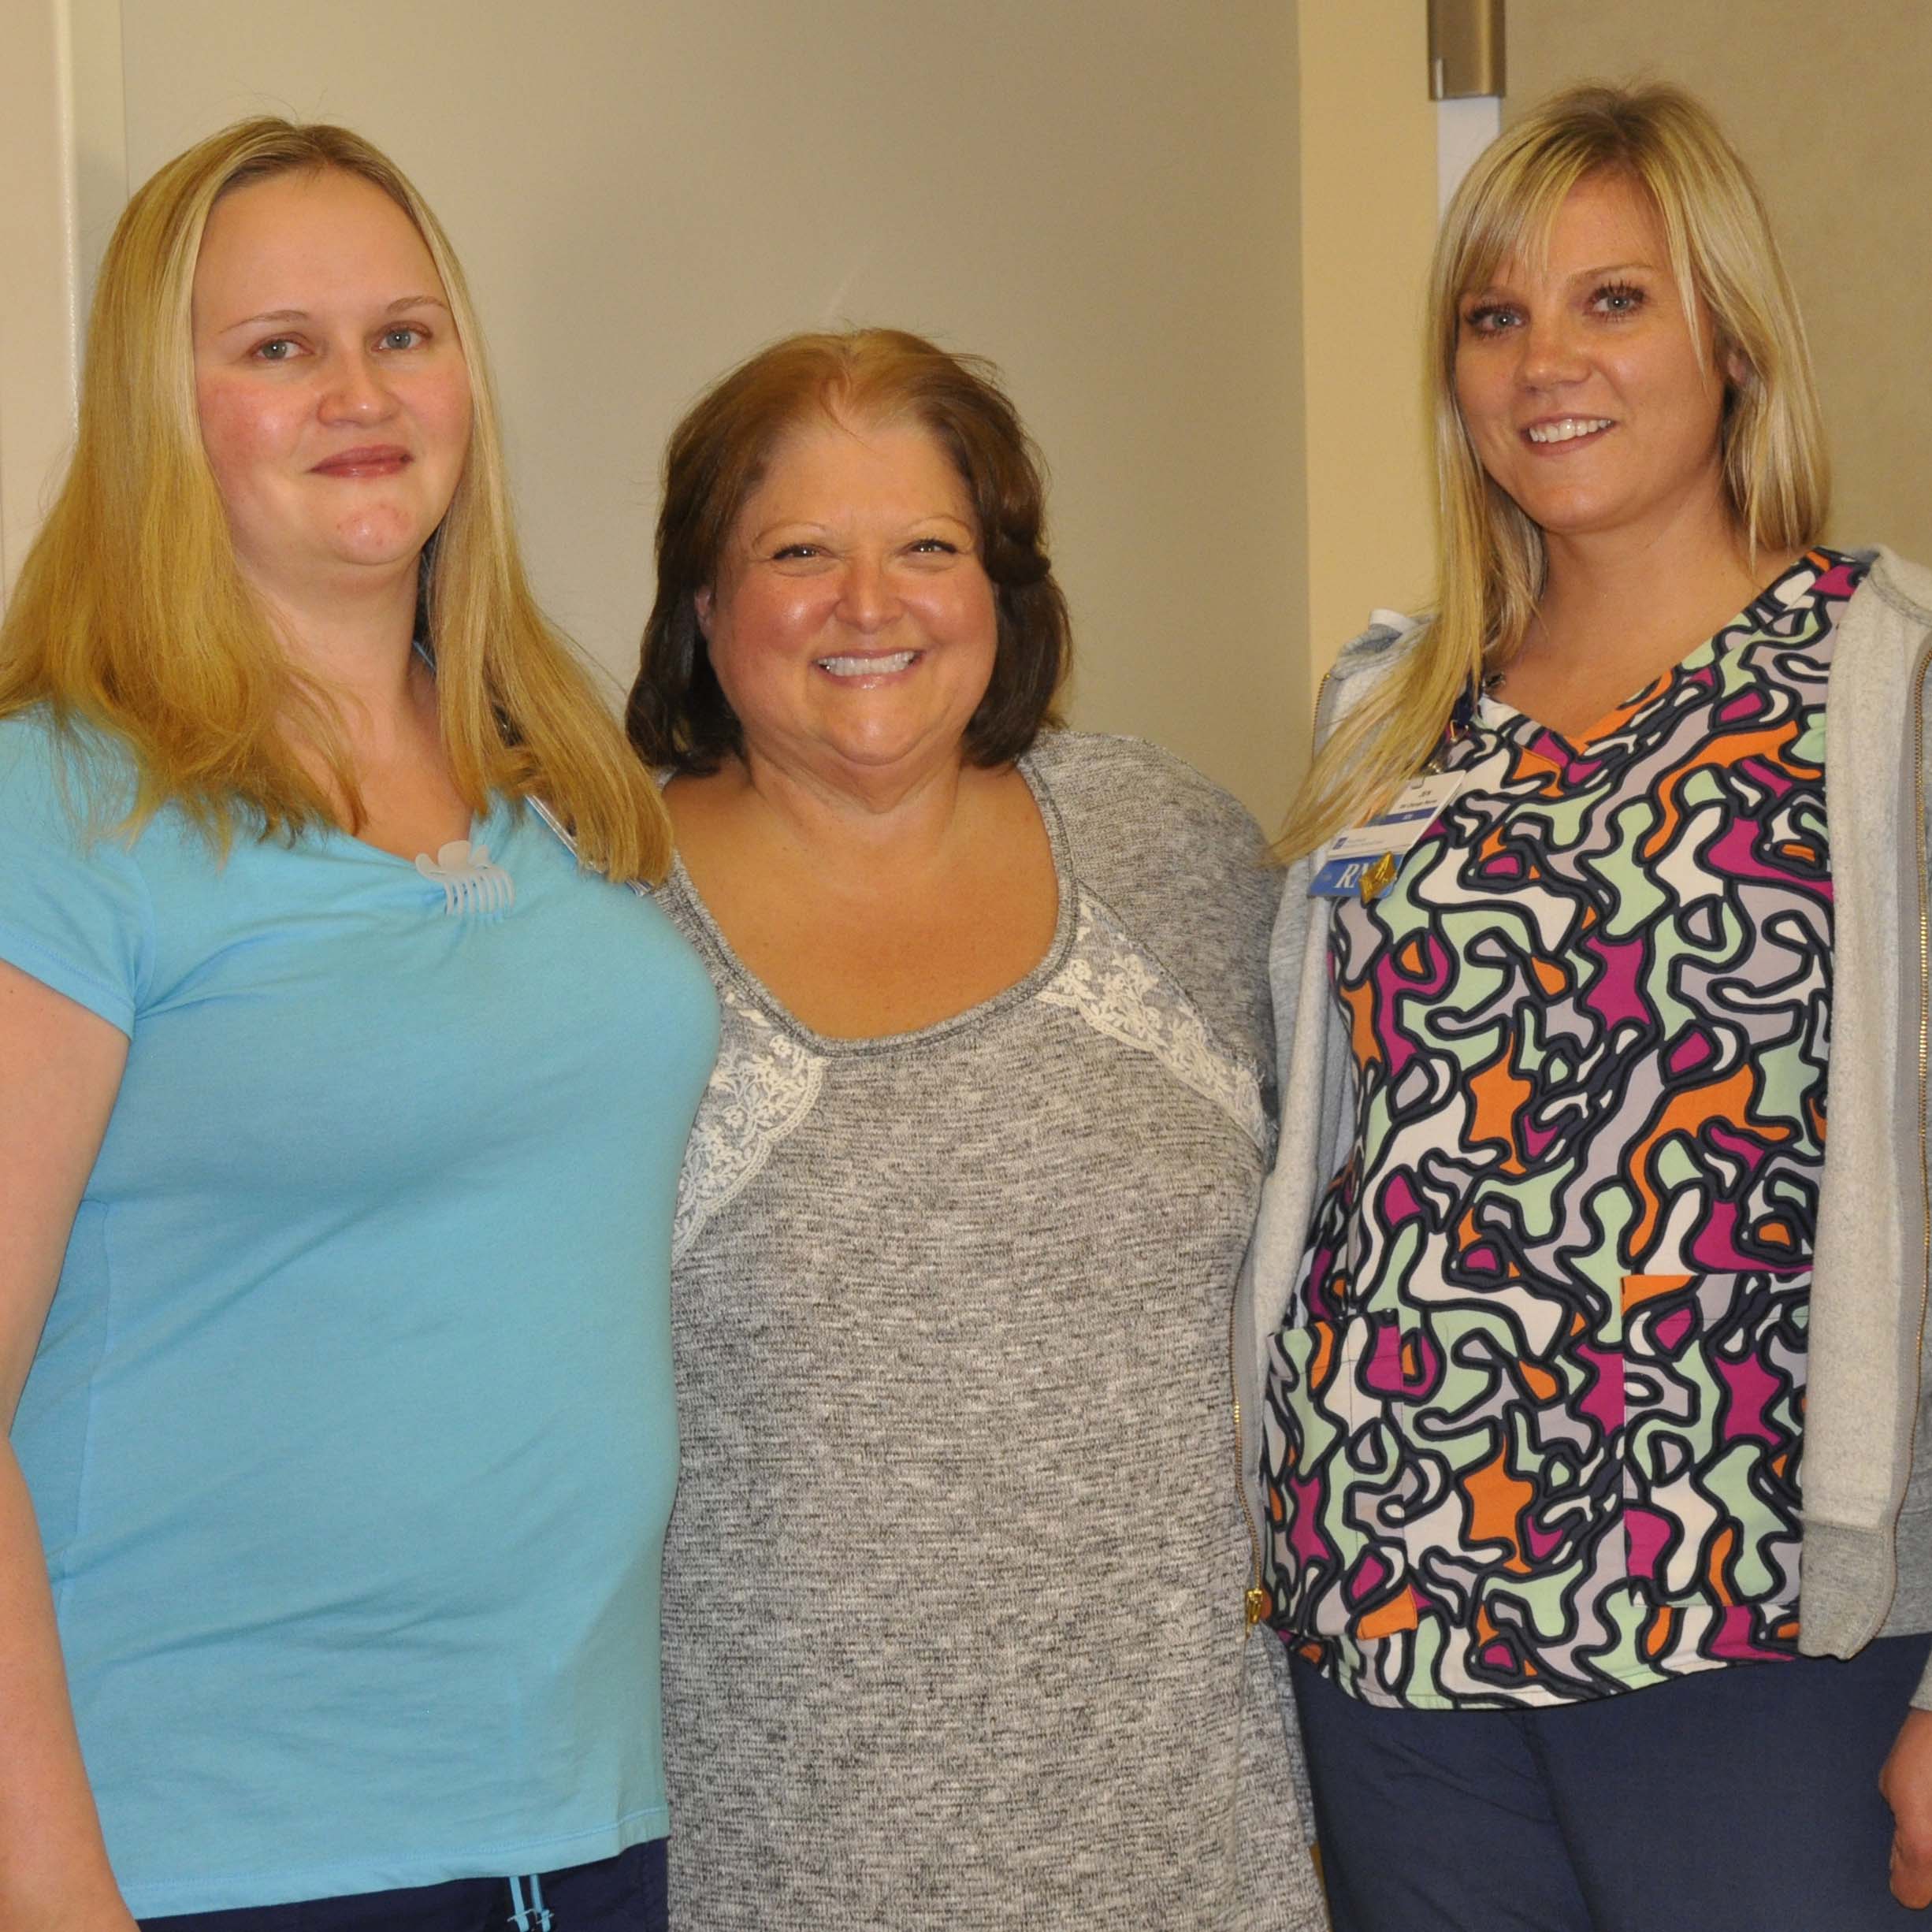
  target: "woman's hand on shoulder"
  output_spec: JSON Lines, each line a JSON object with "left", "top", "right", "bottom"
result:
{"left": 1882, "top": 1707, "right": 1932, "bottom": 1908}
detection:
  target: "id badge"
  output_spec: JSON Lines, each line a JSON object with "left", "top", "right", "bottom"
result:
{"left": 1310, "top": 770, "right": 1469, "bottom": 901}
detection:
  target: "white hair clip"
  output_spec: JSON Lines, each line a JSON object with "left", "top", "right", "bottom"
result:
{"left": 414, "top": 840, "right": 515, "bottom": 917}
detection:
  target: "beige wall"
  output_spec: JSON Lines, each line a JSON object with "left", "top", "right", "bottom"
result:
{"left": 1296, "top": 2, "right": 1438, "bottom": 717}
{"left": 93, "top": 0, "right": 1306, "bottom": 821}
{"left": 1508, "top": 1, "right": 1932, "bottom": 563}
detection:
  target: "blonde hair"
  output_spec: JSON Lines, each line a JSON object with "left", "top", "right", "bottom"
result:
{"left": 0, "top": 117, "right": 668, "bottom": 880}
{"left": 1280, "top": 80, "right": 1830, "bottom": 860}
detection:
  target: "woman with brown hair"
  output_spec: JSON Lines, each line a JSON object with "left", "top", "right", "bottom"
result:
{"left": 1248, "top": 81, "right": 1932, "bottom": 1928}
{"left": 0, "top": 120, "right": 714, "bottom": 1930}
{"left": 631, "top": 328, "right": 1323, "bottom": 1930}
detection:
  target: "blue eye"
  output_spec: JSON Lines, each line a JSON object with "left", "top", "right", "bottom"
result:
{"left": 254, "top": 337, "right": 299, "bottom": 362}
{"left": 1461, "top": 304, "right": 1518, "bottom": 336}
{"left": 1593, "top": 282, "right": 1645, "bottom": 316}
{"left": 380, "top": 325, "right": 426, "bottom": 350}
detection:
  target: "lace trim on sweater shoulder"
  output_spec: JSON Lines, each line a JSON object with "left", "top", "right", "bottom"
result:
{"left": 674, "top": 986, "right": 826, "bottom": 1261}
{"left": 1039, "top": 889, "right": 1273, "bottom": 1154}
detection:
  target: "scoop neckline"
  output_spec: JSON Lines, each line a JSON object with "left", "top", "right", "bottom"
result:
{"left": 663, "top": 750, "right": 1078, "bottom": 1057}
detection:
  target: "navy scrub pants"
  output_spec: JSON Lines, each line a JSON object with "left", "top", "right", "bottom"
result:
{"left": 1292, "top": 1636, "right": 1932, "bottom": 1931}
{"left": 137, "top": 1838, "right": 667, "bottom": 1932}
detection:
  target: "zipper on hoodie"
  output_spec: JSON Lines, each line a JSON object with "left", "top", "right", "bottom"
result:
{"left": 1231, "top": 1279, "right": 1269, "bottom": 1631}
{"left": 1228, "top": 660, "right": 1343, "bottom": 1635}
{"left": 1882, "top": 627, "right": 1932, "bottom": 1630}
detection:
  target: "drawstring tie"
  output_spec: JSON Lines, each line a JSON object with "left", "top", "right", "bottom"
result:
{"left": 507, "top": 1873, "right": 553, "bottom": 1932}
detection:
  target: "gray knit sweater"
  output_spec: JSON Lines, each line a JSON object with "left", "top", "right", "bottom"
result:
{"left": 656, "top": 731, "right": 1324, "bottom": 1930}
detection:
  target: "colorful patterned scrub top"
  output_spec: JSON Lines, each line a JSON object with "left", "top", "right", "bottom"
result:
{"left": 1262, "top": 549, "right": 1868, "bottom": 1710}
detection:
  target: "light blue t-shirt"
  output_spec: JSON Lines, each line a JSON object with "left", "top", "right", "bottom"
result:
{"left": 0, "top": 713, "right": 719, "bottom": 1916}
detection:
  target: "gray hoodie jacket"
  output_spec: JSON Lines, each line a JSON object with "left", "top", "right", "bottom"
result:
{"left": 1239, "top": 548, "right": 1932, "bottom": 1706}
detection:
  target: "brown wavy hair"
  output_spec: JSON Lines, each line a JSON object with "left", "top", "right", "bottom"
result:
{"left": 627, "top": 327, "right": 1070, "bottom": 772}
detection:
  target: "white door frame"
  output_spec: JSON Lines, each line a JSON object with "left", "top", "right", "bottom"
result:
{"left": 1438, "top": 95, "right": 1503, "bottom": 216}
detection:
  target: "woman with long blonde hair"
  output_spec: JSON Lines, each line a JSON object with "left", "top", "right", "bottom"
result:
{"left": 0, "top": 120, "right": 713, "bottom": 1930}
{"left": 1246, "top": 82, "right": 1932, "bottom": 1927}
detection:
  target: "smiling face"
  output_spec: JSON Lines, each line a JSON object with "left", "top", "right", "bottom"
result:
{"left": 1453, "top": 170, "right": 1735, "bottom": 551}
{"left": 695, "top": 411, "right": 999, "bottom": 786}
{"left": 191, "top": 166, "right": 473, "bottom": 613}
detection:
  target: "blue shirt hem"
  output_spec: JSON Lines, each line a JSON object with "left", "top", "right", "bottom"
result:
{"left": 115, "top": 1805, "right": 671, "bottom": 1918}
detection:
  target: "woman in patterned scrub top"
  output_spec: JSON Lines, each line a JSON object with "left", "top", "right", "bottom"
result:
{"left": 1254, "top": 84, "right": 1932, "bottom": 1930}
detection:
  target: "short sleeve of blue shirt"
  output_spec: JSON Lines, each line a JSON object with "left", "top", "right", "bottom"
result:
{"left": 0, "top": 716, "right": 150, "bottom": 1032}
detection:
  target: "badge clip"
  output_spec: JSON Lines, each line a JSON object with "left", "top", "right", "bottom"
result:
{"left": 1358, "top": 853, "right": 1399, "bottom": 903}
